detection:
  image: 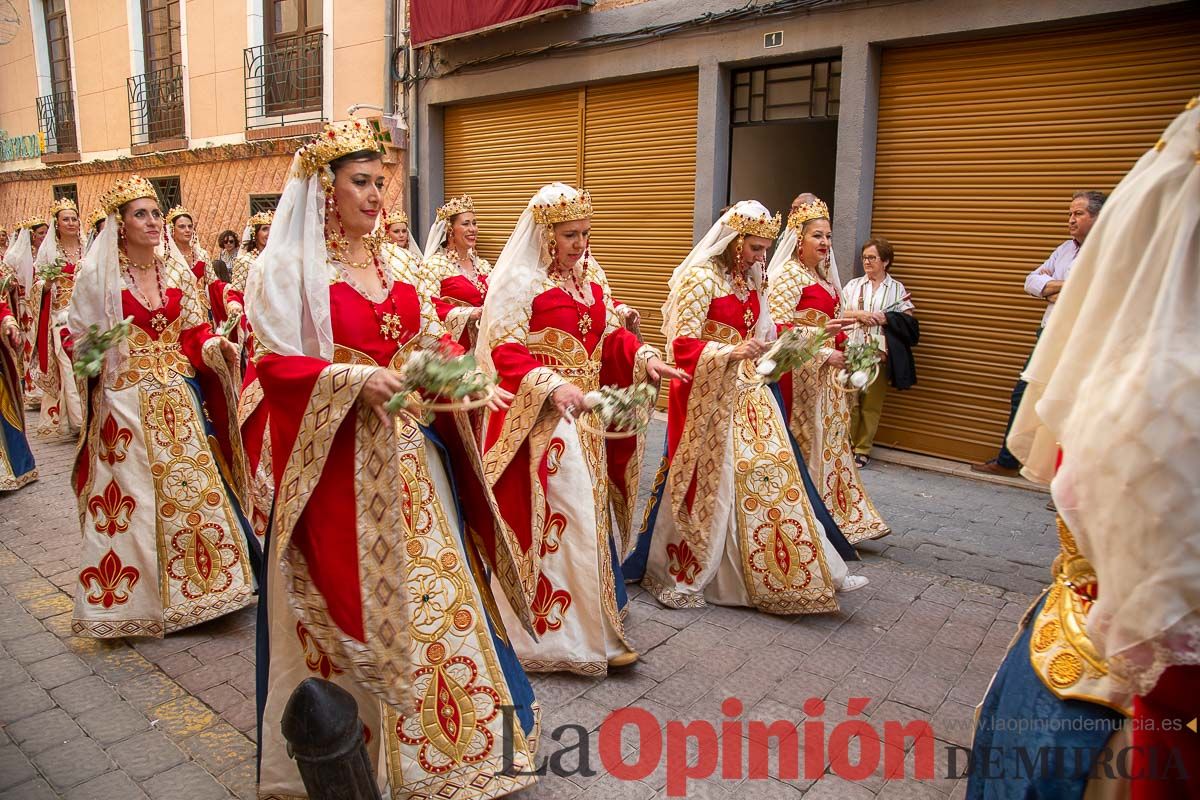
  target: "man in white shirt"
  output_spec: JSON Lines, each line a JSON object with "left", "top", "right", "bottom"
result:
{"left": 972, "top": 191, "right": 1106, "bottom": 478}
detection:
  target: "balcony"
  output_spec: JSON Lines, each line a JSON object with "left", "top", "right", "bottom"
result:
{"left": 36, "top": 90, "right": 78, "bottom": 162}
{"left": 244, "top": 32, "right": 326, "bottom": 136}
{"left": 127, "top": 65, "right": 186, "bottom": 153}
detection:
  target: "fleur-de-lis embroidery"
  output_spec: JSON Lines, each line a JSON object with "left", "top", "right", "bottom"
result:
{"left": 296, "top": 621, "right": 343, "bottom": 679}
{"left": 539, "top": 512, "right": 567, "bottom": 558}
{"left": 79, "top": 549, "right": 140, "bottom": 608}
{"left": 98, "top": 414, "right": 133, "bottom": 465}
{"left": 667, "top": 540, "right": 702, "bottom": 585}
{"left": 87, "top": 479, "right": 136, "bottom": 537}
{"left": 531, "top": 573, "right": 571, "bottom": 636}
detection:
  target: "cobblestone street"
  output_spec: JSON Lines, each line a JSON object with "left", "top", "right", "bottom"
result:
{"left": 0, "top": 418, "right": 1055, "bottom": 798}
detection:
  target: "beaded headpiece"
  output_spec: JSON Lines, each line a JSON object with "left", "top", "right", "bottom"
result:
{"left": 102, "top": 175, "right": 158, "bottom": 214}
{"left": 88, "top": 207, "right": 106, "bottom": 228}
{"left": 18, "top": 215, "right": 46, "bottom": 230}
{"left": 297, "top": 119, "right": 384, "bottom": 178}
{"left": 435, "top": 195, "right": 473, "bottom": 222}
{"left": 383, "top": 209, "right": 409, "bottom": 226}
{"left": 165, "top": 206, "right": 193, "bottom": 225}
{"left": 531, "top": 189, "right": 592, "bottom": 225}
{"left": 248, "top": 210, "right": 274, "bottom": 228}
{"left": 727, "top": 208, "right": 782, "bottom": 239}
{"left": 49, "top": 197, "right": 78, "bottom": 218}
{"left": 787, "top": 199, "right": 830, "bottom": 231}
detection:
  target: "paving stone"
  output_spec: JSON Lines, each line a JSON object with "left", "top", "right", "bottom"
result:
{"left": 195, "top": 682, "right": 249, "bottom": 716}
{"left": 143, "top": 762, "right": 232, "bottom": 800}
{"left": 218, "top": 759, "right": 257, "bottom": 800}
{"left": 0, "top": 680, "right": 54, "bottom": 723}
{"left": 0, "top": 657, "right": 27, "bottom": 689}
{"left": 106, "top": 730, "right": 187, "bottom": 781}
{"left": 6, "top": 707, "right": 85, "bottom": 754}
{"left": 176, "top": 653, "right": 254, "bottom": 694}
{"left": 25, "top": 651, "right": 91, "bottom": 689}
{"left": 64, "top": 770, "right": 149, "bottom": 800}
{"left": 802, "top": 643, "right": 861, "bottom": 681}
{"left": 32, "top": 736, "right": 114, "bottom": 792}
{"left": 148, "top": 695, "right": 218, "bottom": 738}
{"left": 117, "top": 670, "right": 185, "bottom": 712}
{"left": 88, "top": 645, "right": 155, "bottom": 684}
{"left": 889, "top": 672, "right": 952, "bottom": 715}
{"left": 155, "top": 650, "right": 202, "bottom": 678}
{"left": 0, "top": 746, "right": 37, "bottom": 791}
{"left": 75, "top": 701, "right": 151, "bottom": 745}
{"left": 6, "top": 631, "right": 67, "bottom": 664}
{"left": 51, "top": 675, "right": 121, "bottom": 716}
{"left": 0, "top": 778, "right": 58, "bottom": 800}
{"left": 177, "top": 722, "right": 255, "bottom": 775}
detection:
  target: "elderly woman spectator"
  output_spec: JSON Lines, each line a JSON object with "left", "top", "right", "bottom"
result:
{"left": 841, "top": 236, "right": 915, "bottom": 466}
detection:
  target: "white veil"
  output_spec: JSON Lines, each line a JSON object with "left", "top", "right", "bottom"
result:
{"left": 661, "top": 200, "right": 775, "bottom": 344}
{"left": 2, "top": 228, "right": 34, "bottom": 294}
{"left": 1007, "top": 96, "right": 1200, "bottom": 696}
{"left": 421, "top": 216, "right": 447, "bottom": 263}
{"left": 66, "top": 211, "right": 126, "bottom": 372}
{"left": 766, "top": 209, "right": 843, "bottom": 298}
{"left": 245, "top": 152, "right": 332, "bottom": 359}
{"left": 475, "top": 182, "right": 579, "bottom": 372}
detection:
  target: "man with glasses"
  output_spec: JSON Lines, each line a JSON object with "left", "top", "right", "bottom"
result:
{"left": 971, "top": 191, "right": 1107, "bottom": 487}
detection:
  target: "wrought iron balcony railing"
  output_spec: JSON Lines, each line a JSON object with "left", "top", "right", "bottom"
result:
{"left": 245, "top": 32, "right": 326, "bottom": 130}
{"left": 36, "top": 90, "right": 78, "bottom": 154}
{"left": 128, "top": 65, "right": 185, "bottom": 146}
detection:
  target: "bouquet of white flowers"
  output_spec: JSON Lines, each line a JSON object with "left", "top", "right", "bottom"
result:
{"left": 36, "top": 257, "right": 66, "bottom": 283}
{"left": 836, "top": 339, "right": 883, "bottom": 392}
{"left": 72, "top": 316, "right": 134, "bottom": 379}
{"left": 755, "top": 327, "right": 829, "bottom": 383}
{"left": 577, "top": 382, "right": 658, "bottom": 438}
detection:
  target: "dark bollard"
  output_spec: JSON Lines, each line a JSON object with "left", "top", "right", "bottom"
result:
{"left": 281, "top": 677, "right": 382, "bottom": 800}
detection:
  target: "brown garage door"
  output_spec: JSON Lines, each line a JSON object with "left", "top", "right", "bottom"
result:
{"left": 871, "top": 11, "right": 1200, "bottom": 462}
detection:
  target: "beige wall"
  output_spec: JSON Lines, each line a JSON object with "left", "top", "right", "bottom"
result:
{"left": 71, "top": 0, "right": 133, "bottom": 154}
{"left": 185, "top": 0, "right": 247, "bottom": 140}
{"left": 0, "top": 7, "right": 40, "bottom": 155}
{"left": 332, "top": 1, "right": 385, "bottom": 120}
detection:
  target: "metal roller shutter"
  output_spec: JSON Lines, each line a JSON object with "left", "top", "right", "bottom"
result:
{"left": 870, "top": 12, "right": 1200, "bottom": 463}
{"left": 442, "top": 73, "right": 698, "bottom": 365}
{"left": 443, "top": 90, "right": 580, "bottom": 263}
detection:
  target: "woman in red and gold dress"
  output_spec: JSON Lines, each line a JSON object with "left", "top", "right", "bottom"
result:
{"left": 0, "top": 257, "right": 37, "bottom": 491}
{"left": 65, "top": 175, "right": 257, "bottom": 638}
{"left": 31, "top": 199, "right": 85, "bottom": 437}
{"left": 768, "top": 198, "right": 889, "bottom": 543}
{"left": 477, "top": 182, "right": 688, "bottom": 674}
{"left": 248, "top": 121, "right": 538, "bottom": 799}
{"left": 222, "top": 211, "right": 271, "bottom": 348}
{"left": 624, "top": 201, "right": 865, "bottom": 615}
{"left": 423, "top": 196, "right": 490, "bottom": 349}
{"left": 381, "top": 207, "right": 421, "bottom": 256}
{"left": 2, "top": 217, "right": 42, "bottom": 407}
{"left": 165, "top": 206, "right": 209, "bottom": 289}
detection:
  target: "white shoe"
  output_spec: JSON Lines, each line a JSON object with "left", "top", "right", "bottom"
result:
{"left": 839, "top": 575, "right": 869, "bottom": 593}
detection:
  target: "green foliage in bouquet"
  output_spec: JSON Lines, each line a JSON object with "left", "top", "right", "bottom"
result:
{"left": 36, "top": 257, "right": 66, "bottom": 283}
{"left": 839, "top": 338, "right": 884, "bottom": 391}
{"left": 384, "top": 343, "right": 495, "bottom": 416}
{"left": 219, "top": 309, "right": 242, "bottom": 339}
{"left": 582, "top": 382, "right": 658, "bottom": 434}
{"left": 756, "top": 327, "right": 830, "bottom": 383}
{"left": 72, "top": 316, "right": 134, "bottom": 379}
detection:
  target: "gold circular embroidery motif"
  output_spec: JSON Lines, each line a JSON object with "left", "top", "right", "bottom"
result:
{"left": 1032, "top": 620, "right": 1060, "bottom": 652}
{"left": 426, "top": 642, "right": 446, "bottom": 664}
{"left": 1047, "top": 652, "right": 1084, "bottom": 688}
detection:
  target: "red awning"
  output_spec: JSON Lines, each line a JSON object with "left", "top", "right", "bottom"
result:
{"left": 410, "top": 0, "right": 583, "bottom": 48}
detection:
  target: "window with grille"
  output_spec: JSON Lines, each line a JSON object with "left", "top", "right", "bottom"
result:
{"left": 150, "top": 176, "right": 182, "bottom": 211}
{"left": 731, "top": 58, "right": 841, "bottom": 125}
{"left": 44, "top": 0, "right": 73, "bottom": 97}
{"left": 143, "top": 0, "right": 182, "bottom": 73}
{"left": 52, "top": 184, "right": 78, "bottom": 205}
{"left": 249, "top": 194, "right": 281, "bottom": 215}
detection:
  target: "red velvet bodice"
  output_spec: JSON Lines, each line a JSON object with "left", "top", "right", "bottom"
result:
{"left": 329, "top": 279, "right": 422, "bottom": 366}
{"left": 796, "top": 282, "right": 839, "bottom": 317}
{"left": 121, "top": 287, "right": 185, "bottom": 339}
{"left": 528, "top": 283, "right": 605, "bottom": 356}
{"left": 706, "top": 291, "right": 760, "bottom": 339}
{"left": 439, "top": 273, "right": 487, "bottom": 308}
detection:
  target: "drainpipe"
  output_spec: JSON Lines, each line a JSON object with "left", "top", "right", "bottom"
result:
{"left": 403, "top": 0, "right": 420, "bottom": 230}
{"left": 384, "top": 0, "right": 396, "bottom": 116}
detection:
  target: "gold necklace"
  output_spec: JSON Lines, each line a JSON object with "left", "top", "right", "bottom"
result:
{"left": 119, "top": 250, "right": 160, "bottom": 272}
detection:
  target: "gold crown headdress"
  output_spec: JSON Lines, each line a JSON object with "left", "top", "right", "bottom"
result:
{"left": 102, "top": 175, "right": 158, "bottom": 215}
{"left": 49, "top": 197, "right": 78, "bottom": 218}
{"left": 88, "top": 207, "right": 107, "bottom": 227}
{"left": 297, "top": 119, "right": 385, "bottom": 178}
{"left": 532, "top": 189, "right": 593, "bottom": 225}
{"left": 727, "top": 209, "right": 782, "bottom": 239}
{"left": 18, "top": 215, "right": 46, "bottom": 230}
{"left": 165, "top": 206, "right": 192, "bottom": 225}
{"left": 787, "top": 199, "right": 830, "bottom": 231}
{"left": 435, "top": 195, "right": 473, "bottom": 222}
{"left": 383, "top": 208, "right": 409, "bottom": 226}
{"left": 247, "top": 210, "right": 274, "bottom": 228}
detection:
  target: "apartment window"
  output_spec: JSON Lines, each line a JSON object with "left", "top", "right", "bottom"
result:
{"left": 150, "top": 176, "right": 182, "bottom": 211}
{"left": 128, "top": 0, "right": 185, "bottom": 146}
{"left": 52, "top": 184, "right": 78, "bottom": 205}
{"left": 249, "top": 0, "right": 324, "bottom": 121}
{"left": 249, "top": 194, "right": 281, "bottom": 215}
{"left": 37, "top": 0, "right": 78, "bottom": 154}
